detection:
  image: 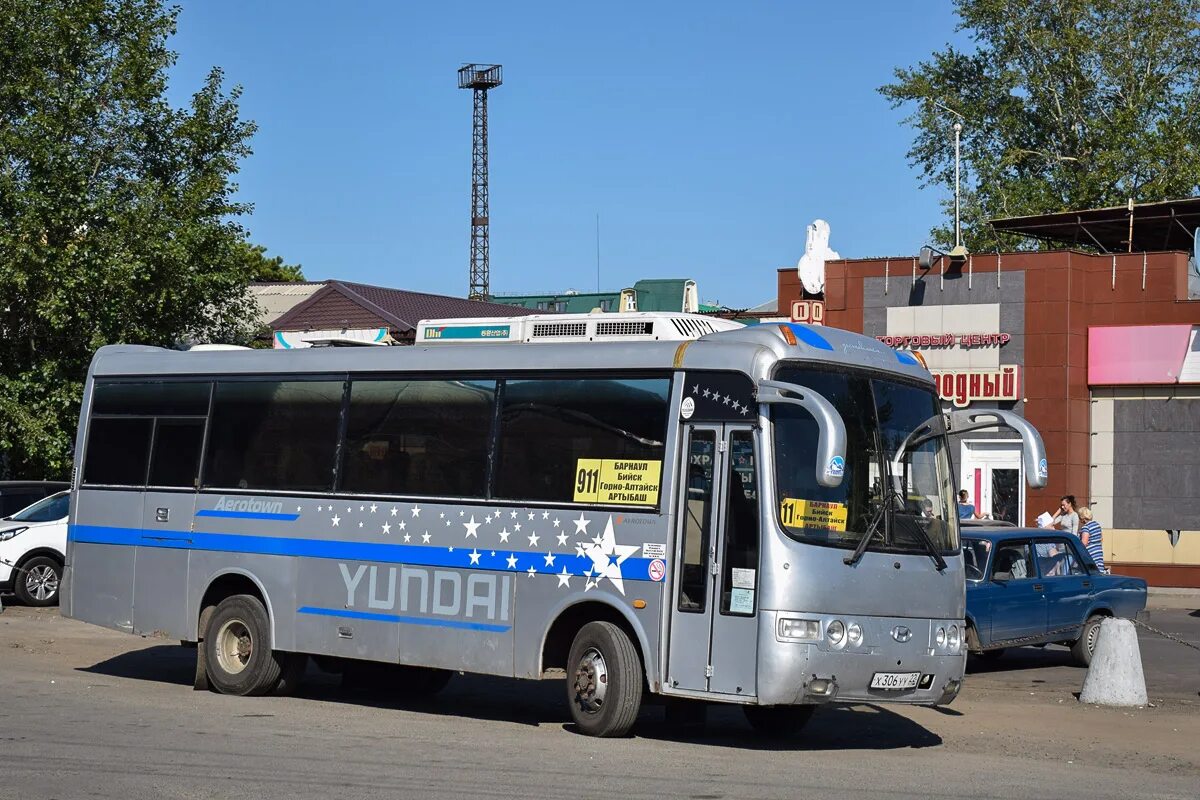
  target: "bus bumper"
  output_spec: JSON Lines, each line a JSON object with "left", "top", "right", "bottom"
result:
{"left": 756, "top": 610, "right": 967, "bottom": 707}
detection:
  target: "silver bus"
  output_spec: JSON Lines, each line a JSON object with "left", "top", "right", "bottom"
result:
{"left": 63, "top": 322, "right": 1047, "bottom": 737}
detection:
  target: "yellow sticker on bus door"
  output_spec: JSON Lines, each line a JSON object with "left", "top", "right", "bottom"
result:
{"left": 779, "top": 498, "right": 848, "bottom": 532}
{"left": 574, "top": 459, "right": 662, "bottom": 506}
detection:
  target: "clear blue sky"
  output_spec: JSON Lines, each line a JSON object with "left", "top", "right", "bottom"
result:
{"left": 168, "top": 1, "right": 966, "bottom": 308}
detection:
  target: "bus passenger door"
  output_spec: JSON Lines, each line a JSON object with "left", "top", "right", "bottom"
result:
{"left": 667, "top": 425, "right": 761, "bottom": 698}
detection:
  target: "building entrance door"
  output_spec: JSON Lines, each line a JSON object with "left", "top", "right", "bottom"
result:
{"left": 960, "top": 440, "right": 1024, "bottom": 525}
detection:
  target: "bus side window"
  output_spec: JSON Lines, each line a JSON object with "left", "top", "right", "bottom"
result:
{"left": 721, "top": 431, "right": 758, "bottom": 616}
{"left": 678, "top": 430, "right": 715, "bottom": 613}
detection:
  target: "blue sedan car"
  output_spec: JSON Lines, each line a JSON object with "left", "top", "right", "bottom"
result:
{"left": 961, "top": 526, "right": 1147, "bottom": 666}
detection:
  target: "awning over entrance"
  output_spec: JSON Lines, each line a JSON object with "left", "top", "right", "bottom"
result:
{"left": 990, "top": 198, "right": 1200, "bottom": 253}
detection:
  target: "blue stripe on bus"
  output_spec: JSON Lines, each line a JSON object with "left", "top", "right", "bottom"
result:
{"left": 297, "top": 606, "right": 511, "bottom": 633}
{"left": 781, "top": 323, "right": 834, "bottom": 351}
{"left": 68, "top": 524, "right": 665, "bottom": 581}
{"left": 195, "top": 510, "right": 301, "bottom": 522}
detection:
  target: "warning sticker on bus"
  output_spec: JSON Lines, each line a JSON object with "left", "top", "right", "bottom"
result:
{"left": 574, "top": 459, "right": 662, "bottom": 506}
{"left": 779, "top": 498, "right": 848, "bottom": 532}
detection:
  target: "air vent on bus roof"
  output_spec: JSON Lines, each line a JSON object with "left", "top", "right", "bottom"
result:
{"left": 596, "top": 321, "right": 654, "bottom": 337}
{"left": 531, "top": 322, "right": 587, "bottom": 338}
{"left": 670, "top": 317, "right": 716, "bottom": 338}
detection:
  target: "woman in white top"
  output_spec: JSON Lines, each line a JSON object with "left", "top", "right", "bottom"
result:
{"left": 1052, "top": 495, "right": 1079, "bottom": 537}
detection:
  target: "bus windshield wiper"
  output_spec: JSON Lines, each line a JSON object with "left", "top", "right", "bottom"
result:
{"left": 843, "top": 494, "right": 889, "bottom": 567}
{"left": 900, "top": 515, "right": 949, "bottom": 572}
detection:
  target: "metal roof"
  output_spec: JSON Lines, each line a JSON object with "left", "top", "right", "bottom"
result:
{"left": 989, "top": 198, "right": 1200, "bottom": 253}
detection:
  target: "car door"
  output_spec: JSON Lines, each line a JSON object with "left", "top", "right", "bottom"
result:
{"left": 1034, "top": 536, "right": 1091, "bottom": 640}
{"left": 986, "top": 540, "right": 1047, "bottom": 644}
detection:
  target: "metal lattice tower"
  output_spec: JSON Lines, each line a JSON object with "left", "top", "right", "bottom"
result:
{"left": 458, "top": 64, "right": 503, "bottom": 300}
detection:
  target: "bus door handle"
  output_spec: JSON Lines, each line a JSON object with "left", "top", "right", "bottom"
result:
{"left": 155, "top": 507, "right": 169, "bottom": 523}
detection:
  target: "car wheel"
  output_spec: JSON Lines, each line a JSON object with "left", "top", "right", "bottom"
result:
{"left": 14, "top": 556, "right": 62, "bottom": 607}
{"left": 566, "top": 621, "right": 643, "bottom": 737}
{"left": 203, "top": 594, "right": 286, "bottom": 696}
{"left": 1071, "top": 614, "right": 1105, "bottom": 667}
{"left": 743, "top": 705, "right": 816, "bottom": 738}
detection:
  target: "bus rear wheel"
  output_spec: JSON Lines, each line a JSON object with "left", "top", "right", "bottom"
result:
{"left": 743, "top": 705, "right": 815, "bottom": 738}
{"left": 203, "top": 594, "right": 287, "bottom": 696}
{"left": 567, "top": 621, "right": 643, "bottom": 737}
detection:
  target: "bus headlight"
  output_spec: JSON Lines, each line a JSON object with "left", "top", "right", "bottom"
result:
{"left": 847, "top": 622, "right": 863, "bottom": 646}
{"left": 948, "top": 625, "right": 961, "bottom": 651}
{"left": 935, "top": 627, "right": 947, "bottom": 647}
{"left": 827, "top": 619, "right": 846, "bottom": 646}
{"left": 778, "top": 618, "right": 820, "bottom": 641}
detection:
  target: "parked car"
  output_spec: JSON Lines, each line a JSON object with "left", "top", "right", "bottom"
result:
{"left": 962, "top": 527, "right": 1147, "bottom": 666}
{"left": 0, "top": 481, "right": 69, "bottom": 518}
{"left": 0, "top": 490, "right": 70, "bottom": 606}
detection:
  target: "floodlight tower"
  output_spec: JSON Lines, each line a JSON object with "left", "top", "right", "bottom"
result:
{"left": 458, "top": 63, "right": 503, "bottom": 300}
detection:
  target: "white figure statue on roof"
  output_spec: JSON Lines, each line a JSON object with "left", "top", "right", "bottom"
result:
{"left": 797, "top": 219, "right": 840, "bottom": 295}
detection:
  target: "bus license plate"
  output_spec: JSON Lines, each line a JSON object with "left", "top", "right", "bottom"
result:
{"left": 870, "top": 671, "right": 921, "bottom": 690}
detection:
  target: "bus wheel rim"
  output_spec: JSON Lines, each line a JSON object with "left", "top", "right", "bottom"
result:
{"left": 26, "top": 565, "right": 58, "bottom": 601}
{"left": 573, "top": 646, "right": 608, "bottom": 713}
{"left": 215, "top": 619, "right": 254, "bottom": 675}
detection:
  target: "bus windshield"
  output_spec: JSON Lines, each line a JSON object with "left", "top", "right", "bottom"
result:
{"left": 773, "top": 365, "right": 957, "bottom": 555}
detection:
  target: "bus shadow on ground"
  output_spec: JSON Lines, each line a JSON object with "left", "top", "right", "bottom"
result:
{"left": 966, "top": 645, "right": 1081, "bottom": 674}
{"left": 80, "top": 645, "right": 941, "bottom": 750}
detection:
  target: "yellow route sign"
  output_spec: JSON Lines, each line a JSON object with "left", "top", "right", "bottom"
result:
{"left": 779, "top": 498, "right": 848, "bottom": 532}
{"left": 574, "top": 459, "right": 662, "bottom": 506}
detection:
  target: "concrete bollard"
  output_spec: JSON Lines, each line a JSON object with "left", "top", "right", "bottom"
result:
{"left": 1079, "top": 618, "right": 1148, "bottom": 707}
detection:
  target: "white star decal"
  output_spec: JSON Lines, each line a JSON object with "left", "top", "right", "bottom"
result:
{"left": 445, "top": 519, "right": 451, "bottom": 526}
{"left": 526, "top": 566, "right": 537, "bottom": 578}
{"left": 359, "top": 505, "right": 365, "bottom": 512}
{"left": 439, "top": 511, "right": 445, "bottom": 519}
{"left": 723, "top": 395, "right": 732, "bottom": 405}
{"left": 574, "top": 542, "right": 587, "bottom": 557}
{"left": 463, "top": 516, "right": 481, "bottom": 538}
{"left": 498, "top": 527, "right": 511, "bottom": 543}
{"left": 514, "top": 523, "right": 522, "bottom": 532}
{"left": 543, "top": 551, "right": 556, "bottom": 567}
{"left": 346, "top": 506, "right": 353, "bottom": 513}
{"left": 692, "top": 383, "right": 700, "bottom": 394}
{"left": 459, "top": 510, "right": 465, "bottom": 517}
{"left": 484, "top": 514, "right": 493, "bottom": 523}
{"left": 448, "top": 546, "right": 454, "bottom": 552}
{"left": 527, "top": 512, "right": 535, "bottom": 520}
{"left": 542, "top": 511, "right": 550, "bottom": 519}
{"left": 702, "top": 388, "right": 712, "bottom": 398}
{"left": 510, "top": 510, "right": 518, "bottom": 519}
{"left": 490, "top": 551, "right": 496, "bottom": 557}
{"left": 506, "top": 553, "right": 519, "bottom": 570}
{"left": 390, "top": 505, "right": 398, "bottom": 517}
{"left": 582, "top": 516, "right": 640, "bottom": 596}
{"left": 296, "top": 505, "right": 302, "bottom": 513}
{"left": 358, "top": 521, "right": 364, "bottom": 528}
{"left": 369, "top": 503, "right": 378, "bottom": 514}
{"left": 573, "top": 513, "right": 590, "bottom": 536}
{"left": 317, "top": 505, "right": 323, "bottom": 512}
{"left": 421, "top": 532, "right": 431, "bottom": 544}
{"left": 556, "top": 531, "right": 569, "bottom": 546}
{"left": 469, "top": 548, "right": 481, "bottom": 565}
{"left": 403, "top": 533, "right": 411, "bottom": 542}
{"left": 527, "top": 532, "right": 540, "bottom": 547}
{"left": 411, "top": 505, "right": 422, "bottom": 517}
{"left": 399, "top": 520, "right": 407, "bottom": 530}
{"left": 331, "top": 514, "right": 341, "bottom": 527}
{"left": 553, "top": 517, "right": 561, "bottom": 528}
{"left": 381, "top": 522, "right": 391, "bottom": 535}
{"left": 557, "top": 567, "right": 572, "bottom": 588}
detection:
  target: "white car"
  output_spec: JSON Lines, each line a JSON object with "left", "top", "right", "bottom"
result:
{"left": 0, "top": 491, "right": 69, "bottom": 606}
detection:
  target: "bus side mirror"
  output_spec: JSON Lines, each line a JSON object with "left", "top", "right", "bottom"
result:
{"left": 946, "top": 409, "right": 1049, "bottom": 488}
{"left": 757, "top": 379, "right": 848, "bottom": 488}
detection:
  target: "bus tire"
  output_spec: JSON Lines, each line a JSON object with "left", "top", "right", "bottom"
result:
{"left": 203, "top": 594, "right": 285, "bottom": 697}
{"left": 743, "top": 704, "right": 815, "bottom": 738}
{"left": 14, "top": 555, "right": 62, "bottom": 607}
{"left": 1071, "top": 614, "right": 1105, "bottom": 667}
{"left": 566, "top": 621, "right": 643, "bottom": 737}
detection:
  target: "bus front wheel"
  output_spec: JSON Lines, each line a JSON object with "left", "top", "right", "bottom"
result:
{"left": 203, "top": 594, "right": 288, "bottom": 697}
{"left": 566, "top": 621, "right": 643, "bottom": 737}
{"left": 743, "top": 704, "right": 815, "bottom": 738}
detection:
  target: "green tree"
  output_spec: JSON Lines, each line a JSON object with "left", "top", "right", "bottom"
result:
{"left": 240, "top": 241, "right": 305, "bottom": 282}
{"left": 881, "top": 0, "right": 1200, "bottom": 250}
{"left": 0, "top": 0, "right": 264, "bottom": 479}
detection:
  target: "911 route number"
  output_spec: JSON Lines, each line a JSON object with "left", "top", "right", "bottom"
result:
{"left": 870, "top": 671, "right": 921, "bottom": 690}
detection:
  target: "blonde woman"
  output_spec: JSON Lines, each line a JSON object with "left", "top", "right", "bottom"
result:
{"left": 1079, "top": 507, "right": 1106, "bottom": 573}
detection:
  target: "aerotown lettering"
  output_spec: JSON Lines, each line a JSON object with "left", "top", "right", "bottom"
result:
{"left": 213, "top": 496, "right": 285, "bottom": 514}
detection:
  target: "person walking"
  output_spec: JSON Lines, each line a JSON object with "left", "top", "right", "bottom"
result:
{"left": 957, "top": 489, "right": 981, "bottom": 520}
{"left": 1051, "top": 495, "right": 1079, "bottom": 537}
{"left": 1079, "top": 507, "right": 1106, "bottom": 573}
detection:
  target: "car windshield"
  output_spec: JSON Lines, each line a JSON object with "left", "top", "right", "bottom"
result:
{"left": 773, "top": 365, "right": 957, "bottom": 554}
{"left": 962, "top": 538, "right": 991, "bottom": 581}
{"left": 8, "top": 491, "right": 70, "bottom": 522}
